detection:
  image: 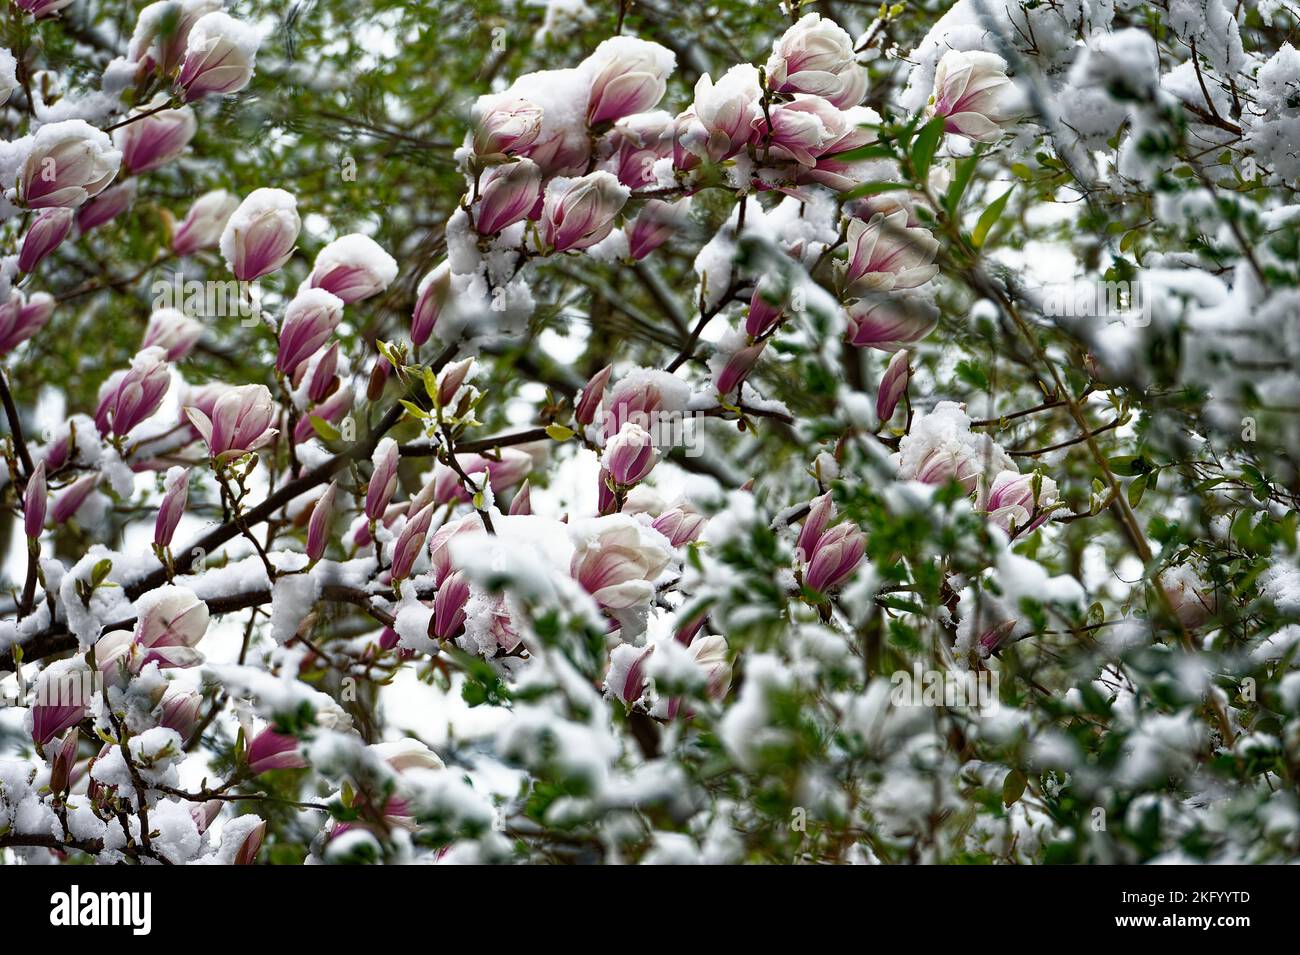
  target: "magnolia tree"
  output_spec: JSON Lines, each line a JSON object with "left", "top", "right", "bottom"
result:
{"left": 0, "top": 0, "right": 1298, "bottom": 866}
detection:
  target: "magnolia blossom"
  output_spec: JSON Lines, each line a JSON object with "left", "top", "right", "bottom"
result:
{"left": 390, "top": 502, "right": 436, "bottom": 581}
{"left": 432, "top": 449, "right": 533, "bottom": 505}
{"left": 569, "top": 517, "right": 672, "bottom": 610}
{"left": 51, "top": 474, "right": 99, "bottom": 524}
{"left": 246, "top": 727, "right": 307, "bottom": 775}
{"left": 475, "top": 159, "right": 543, "bottom": 235}
{"left": 436, "top": 357, "right": 474, "bottom": 407}
{"left": 583, "top": 36, "right": 674, "bottom": 125}
{"left": 746, "top": 276, "right": 785, "bottom": 338}
{"left": 220, "top": 187, "right": 301, "bottom": 281}
{"left": 428, "top": 513, "right": 485, "bottom": 587}
{"left": 805, "top": 523, "right": 866, "bottom": 592}
{"left": 432, "top": 571, "right": 471, "bottom": 640}
{"left": 18, "top": 207, "right": 74, "bottom": 273}
{"left": 306, "top": 481, "right": 340, "bottom": 562}
{"left": 96, "top": 586, "right": 210, "bottom": 678}
{"left": 16, "top": 0, "right": 75, "bottom": 18}
{"left": 142, "top": 308, "right": 204, "bottom": 361}
{"left": 411, "top": 262, "right": 451, "bottom": 347}
{"left": 471, "top": 96, "right": 544, "bottom": 158}
{"left": 0, "top": 290, "right": 53, "bottom": 355}
{"left": 876, "top": 349, "right": 911, "bottom": 422}
{"left": 366, "top": 438, "right": 400, "bottom": 520}
{"left": 128, "top": 0, "right": 222, "bottom": 75}
{"left": 659, "top": 635, "right": 733, "bottom": 719}
{"left": 765, "top": 13, "right": 857, "bottom": 97}
{"left": 159, "top": 687, "right": 204, "bottom": 736}
{"left": 115, "top": 105, "right": 197, "bottom": 174}
{"left": 176, "top": 12, "right": 260, "bottom": 101}
{"left": 714, "top": 339, "right": 765, "bottom": 396}
{"left": 626, "top": 198, "right": 690, "bottom": 260}
{"left": 277, "top": 288, "right": 343, "bottom": 375}
{"left": 172, "top": 189, "right": 240, "bottom": 256}
{"left": 307, "top": 233, "right": 399, "bottom": 304}
{"left": 847, "top": 297, "right": 939, "bottom": 351}
{"left": 155, "top": 466, "right": 190, "bottom": 549}
{"left": 895, "top": 401, "right": 1016, "bottom": 494}
{"left": 796, "top": 493, "right": 834, "bottom": 562}
{"left": 683, "top": 64, "right": 762, "bottom": 162}
{"left": 294, "top": 384, "right": 353, "bottom": 443}
{"left": 95, "top": 347, "right": 171, "bottom": 439}
{"left": 19, "top": 120, "right": 121, "bottom": 209}
{"left": 541, "top": 172, "right": 629, "bottom": 252}
{"left": 24, "top": 461, "right": 47, "bottom": 539}
{"left": 842, "top": 211, "right": 940, "bottom": 297}
{"left": 30, "top": 662, "right": 89, "bottom": 747}
{"left": 651, "top": 505, "right": 706, "bottom": 548}
{"left": 77, "top": 180, "right": 137, "bottom": 234}
{"left": 758, "top": 95, "right": 847, "bottom": 167}
{"left": 928, "top": 50, "right": 1020, "bottom": 143}
{"left": 977, "top": 469, "right": 1058, "bottom": 534}
{"left": 509, "top": 480, "right": 533, "bottom": 516}
{"left": 186, "top": 383, "right": 278, "bottom": 460}
{"left": 575, "top": 364, "right": 613, "bottom": 427}
{"left": 605, "top": 422, "right": 658, "bottom": 486}
{"left": 598, "top": 112, "right": 673, "bottom": 188}
{"left": 307, "top": 342, "right": 341, "bottom": 402}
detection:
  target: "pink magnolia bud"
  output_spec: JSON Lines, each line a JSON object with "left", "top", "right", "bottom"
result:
{"left": 246, "top": 727, "right": 307, "bottom": 774}
{"left": 172, "top": 189, "right": 239, "bottom": 256}
{"left": 796, "top": 493, "right": 833, "bottom": 562}
{"left": 436, "top": 357, "right": 474, "bottom": 407}
{"left": 675, "top": 607, "right": 708, "bottom": 644}
{"left": 626, "top": 198, "right": 689, "bottom": 260}
{"left": 598, "top": 112, "right": 673, "bottom": 188}
{"left": 51, "top": 474, "right": 99, "bottom": 524}
{"left": 295, "top": 384, "right": 353, "bottom": 443}
{"left": 48, "top": 728, "right": 79, "bottom": 793}
{"left": 745, "top": 276, "right": 784, "bottom": 338}
{"left": 77, "top": 179, "right": 137, "bottom": 234}
{"left": 159, "top": 687, "right": 203, "bottom": 736}
{"left": 18, "top": 119, "right": 120, "bottom": 209}
{"left": 233, "top": 819, "right": 266, "bottom": 865}
{"left": 24, "top": 460, "right": 47, "bottom": 539}
{"left": 114, "top": 105, "right": 197, "bottom": 174}
{"left": 472, "top": 96, "right": 544, "bottom": 158}
{"left": 432, "top": 449, "right": 532, "bottom": 506}
{"left": 142, "top": 307, "right": 204, "bottom": 360}
{"left": 569, "top": 518, "right": 671, "bottom": 610}
{"left": 31, "top": 669, "right": 87, "bottom": 747}
{"left": 390, "top": 501, "right": 436, "bottom": 581}
{"left": 185, "top": 382, "right": 278, "bottom": 460}
{"left": 842, "top": 211, "right": 940, "bottom": 297}
{"left": 428, "top": 513, "right": 484, "bottom": 587}
{"left": 17, "top": 0, "right": 75, "bottom": 18}
{"left": 846, "top": 297, "right": 939, "bottom": 351}
{"left": 583, "top": 37, "right": 674, "bottom": 125}
{"left": 220, "top": 187, "right": 300, "bottom": 281}
{"left": 714, "top": 339, "right": 765, "bottom": 396}
{"left": 0, "top": 290, "right": 54, "bottom": 355}
{"left": 18, "top": 207, "right": 74, "bottom": 273}
{"left": 155, "top": 466, "right": 190, "bottom": 549}
{"left": 575, "top": 363, "right": 612, "bottom": 427}
{"left": 129, "top": 0, "right": 222, "bottom": 75}
{"left": 876, "top": 349, "right": 910, "bottom": 422}
{"left": 597, "top": 467, "right": 616, "bottom": 515}
{"left": 541, "top": 171, "right": 629, "bottom": 253}
{"left": 682, "top": 65, "right": 761, "bottom": 163}
{"left": 366, "top": 438, "right": 400, "bottom": 520}
{"left": 509, "top": 479, "right": 532, "bottom": 516}
{"left": 307, "top": 481, "right": 339, "bottom": 562}
{"left": 307, "top": 233, "right": 398, "bottom": 304}
{"left": 136, "top": 585, "right": 209, "bottom": 665}
{"left": 977, "top": 469, "right": 1057, "bottom": 534}
{"left": 411, "top": 263, "right": 451, "bottom": 348}
{"left": 432, "top": 571, "right": 470, "bottom": 640}
{"left": 276, "top": 288, "right": 343, "bottom": 376}
{"left": 306, "top": 342, "right": 340, "bottom": 403}
{"left": 609, "top": 644, "right": 652, "bottom": 705}
{"left": 765, "top": 13, "right": 856, "bottom": 97}
{"left": 756, "top": 96, "right": 846, "bottom": 167}
{"left": 928, "top": 50, "right": 1019, "bottom": 143}
{"left": 604, "top": 422, "right": 658, "bottom": 486}
{"left": 175, "top": 12, "right": 260, "bottom": 101}
{"left": 475, "top": 158, "right": 543, "bottom": 235}
{"left": 651, "top": 505, "right": 706, "bottom": 548}
{"left": 805, "top": 523, "right": 865, "bottom": 592}
{"left": 95, "top": 347, "right": 172, "bottom": 439}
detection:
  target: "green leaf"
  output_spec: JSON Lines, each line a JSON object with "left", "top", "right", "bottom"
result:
{"left": 1002, "top": 769, "right": 1027, "bottom": 807}
{"left": 308, "top": 416, "right": 341, "bottom": 442}
{"left": 90, "top": 558, "right": 113, "bottom": 588}
{"left": 910, "top": 115, "right": 946, "bottom": 182}
{"left": 972, "top": 185, "right": 1015, "bottom": 249}
{"left": 1128, "top": 473, "right": 1149, "bottom": 507}
{"left": 398, "top": 399, "right": 429, "bottom": 420}
{"left": 945, "top": 146, "right": 985, "bottom": 215}
{"left": 545, "top": 423, "right": 575, "bottom": 442}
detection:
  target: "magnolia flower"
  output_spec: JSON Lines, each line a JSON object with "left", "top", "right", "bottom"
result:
{"left": 472, "top": 96, "right": 544, "bottom": 158}
{"left": 366, "top": 438, "right": 400, "bottom": 520}
{"left": 746, "top": 276, "right": 785, "bottom": 338}
{"left": 390, "top": 502, "right": 436, "bottom": 581}
{"left": 828, "top": 63, "right": 870, "bottom": 109}
{"left": 220, "top": 187, "right": 300, "bottom": 281}
{"left": 651, "top": 505, "right": 706, "bottom": 548}
{"left": 30, "top": 660, "right": 89, "bottom": 747}
{"left": 16, "top": 0, "right": 75, "bottom": 18}
{"left": 307, "top": 233, "right": 399, "bottom": 304}
{"left": 411, "top": 262, "right": 451, "bottom": 347}
{"left": 19, "top": 120, "right": 121, "bottom": 209}
{"left": 18, "top": 208, "right": 74, "bottom": 273}
{"left": 276, "top": 288, "right": 343, "bottom": 376}
{"left": 804, "top": 105, "right": 883, "bottom": 191}
{"left": 842, "top": 211, "right": 940, "bottom": 297}
{"left": 758, "top": 95, "right": 847, "bottom": 166}
{"left": 95, "top": 347, "right": 171, "bottom": 439}
{"left": 294, "top": 384, "right": 353, "bottom": 443}
{"left": 895, "top": 401, "right": 1015, "bottom": 494}
{"left": 306, "top": 481, "right": 339, "bottom": 562}
{"left": 977, "top": 469, "right": 1058, "bottom": 534}
{"left": 683, "top": 64, "right": 762, "bottom": 162}
{"left": 142, "top": 308, "right": 204, "bottom": 360}
{"left": 307, "top": 342, "right": 341, "bottom": 403}
{"left": 176, "top": 12, "right": 260, "bottom": 101}
{"left": 846, "top": 296, "right": 939, "bottom": 351}
{"left": 233, "top": 820, "right": 266, "bottom": 865}
{"left": 432, "top": 449, "right": 533, "bottom": 506}
{"left": 475, "top": 158, "right": 543, "bottom": 235}
{"left": 605, "top": 422, "right": 658, "bottom": 486}
{"left": 766, "top": 13, "right": 857, "bottom": 97}
{"left": 583, "top": 36, "right": 675, "bottom": 125}
{"left": 715, "top": 339, "right": 765, "bottom": 396}
{"left": 598, "top": 112, "right": 674, "bottom": 188}
{"left": 509, "top": 480, "right": 533, "bottom": 516}
{"left": 428, "top": 512, "right": 485, "bottom": 587}
{"left": 805, "top": 523, "right": 866, "bottom": 592}
{"left": 24, "top": 461, "right": 47, "bottom": 539}
{"left": 155, "top": 466, "right": 190, "bottom": 549}
{"left": 246, "top": 727, "right": 307, "bottom": 774}
{"left": 51, "top": 474, "right": 99, "bottom": 524}
{"left": 796, "top": 493, "right": 833, "bottom": 562}
{"left": 128, "top": 0, "right": 223, "bottom": 75}
{"left": 185, "top": 383, "right": 278, "bottom": 460}
{"left": 432, "top": 571, "right": 470, "bottom": 640}
{"left": 876, "top": 349, "right": 910, "bottom": 422}
{"left": 436, "top": 357, "right": 474, "bottom": 406}
{"left": 575, "top": 364, "right": 613, "bottom": 427}
{"left": 541, "top": 171, "right": 629, "bottom": 252}
{"left": 115, "top": 105, "right": 197, "bottom": 174}
{"left": 569, "top": 517, "right": 672, "bottom": 610}
{"left": 172, "top": 189, "right": 240, "bottom": 256}
{"left": 77, "top": 180, "right": 137, "bottom": 234}
{"left": 158, "top": 687, "right": 204, "bottom": 736}
{"left": 657, "top": 634, "right": 734, "bottom": 718}
{"left": 928, "top": 50, "right": 1020, "bottom": 143}
{"left": 626, "top": 198, "right": 690, "bottom": 260}
{"left": 0, "top": 290, "right": 54, "bottom": 355}
{"left": 96, "top": 586, "right": 210, "bottom": 678}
